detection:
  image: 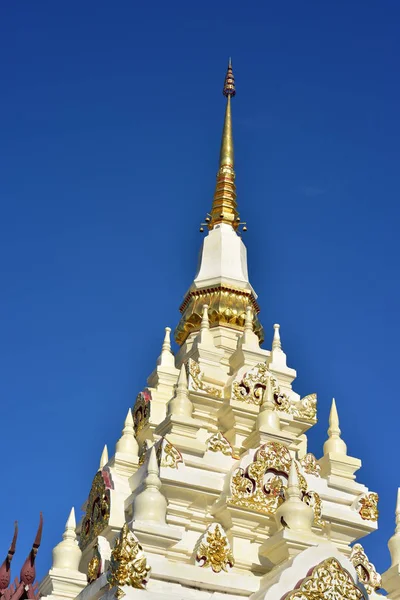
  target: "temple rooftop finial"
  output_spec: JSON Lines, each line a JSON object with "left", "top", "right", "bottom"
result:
{"left": 208, "top": 59, "right": 239, "bottom": 231}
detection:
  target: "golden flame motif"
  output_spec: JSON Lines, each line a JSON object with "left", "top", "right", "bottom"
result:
{"left": 132, "top": 390, "right": 151, "bottom": 434}
{"left": 285, "top": 557, "right": 363, "bottom": 599}
{"left": 87, "top": 543, "right": 101, "bottom": 583}
{"left": 196, "top": 524, "right": 234, "bottom": 573}
{"left": 155, "top": 438, "right": 183, "bottom": 468}
{"left": 300, "top": 453, "right": 321, "bottom": 477}
{"left": 229, "top": 444, "right": 324, "bottom": 525}
{"left": 79, "top": 472, "right": 111, "bottom": 550}
{"left": 350, "top": 543, "right": 382, "bottom": 594}
{"left": 206, "top": 432, "right": 233, "bottom": 456}
{"left": 358, "top": 493, "right": 379, "bottom": 522}
{"left": 186, "top": 358, "right": 222, "bottom": 398}
{"left": 232, "top": 363, "right": 317, "bottom": 421}
{"left": 107, "top": 524, "right": 150, "bottom": 595}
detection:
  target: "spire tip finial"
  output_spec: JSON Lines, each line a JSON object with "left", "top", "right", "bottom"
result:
{"left": 223, "top": 59, "right": 236, "bottom": 97}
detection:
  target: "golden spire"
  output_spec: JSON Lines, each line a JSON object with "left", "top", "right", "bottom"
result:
{"left": 208, "top": 59, "right": 240, "bottom": 230}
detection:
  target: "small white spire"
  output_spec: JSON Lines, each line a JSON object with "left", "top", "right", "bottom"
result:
{"left": 115, "top": 409, "right": 139, "bottom": 456}
{"left": 388, "top": 488, "right": 400, "bottom": 566}
{"left": 132, "top": 447, "right": 167, "bottom": 524}
{"left": 157, "top": 327, "right": 175, "bottom": 368}
{"left": 197, "top": 304, "right": 214, "bottom": 346}
{"left": 272, "top": 324, "right": 282, "bottom": 350}
{"left": 257, "top": 375, "right": 280, "bottom": 431}
{"left": 286, "top": 461, "right": 301, "bottom": 499}
{"left": 99, "top": 444, "right": 109, "bottom": 470}
{"left": 167, "top": 364, "right": 193, "bottom": 418}
{"left": 239, "top": 306, "right": 259, "bottom": 348}
{"left": 52, "top": 507, "right": 82, "bottom": 571}
{"left": 275, "top": 461, "right": 314, "bottom": 532}
{"left": 323, "top": 399, "right": 347, "bottom": 455}
{"left": 395, "top": 488, "right": 400, "bottom": 534}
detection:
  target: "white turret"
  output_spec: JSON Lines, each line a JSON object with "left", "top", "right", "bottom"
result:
{"left": 132, "top": 447, "right": 167, "bottom": 524}
{"left": 157, "top": 327, "right": 175, "bottom": 368}
{"left": 52, "top": 508, "right": 82, "bottom": 571}
{"left": 256, "top": 375, "right": 280, "bottom": 431}
{"left": 323, "top": 399, "right": 347, "bottom": 455}
{"left": 167, "top": 364, "right": 193, "bottom": 418}
{"left": 318, "top": 398, "right": 361, "bottom": 481}
{"left": 115, "top": 409, "right": 139, "bottom": 456}
{"left": 275, "top": 462, "right": 314, "bottom": 532}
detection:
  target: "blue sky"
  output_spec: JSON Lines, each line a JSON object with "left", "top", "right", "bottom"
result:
{"left": 1, "top": 0, "right": 400, "bottom": 581}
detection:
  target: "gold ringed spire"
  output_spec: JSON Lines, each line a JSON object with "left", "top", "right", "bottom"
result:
{"left": 208, "top": 59, "right": 240, "bottom": 231}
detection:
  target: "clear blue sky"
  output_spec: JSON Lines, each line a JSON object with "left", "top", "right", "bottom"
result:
{"left": 1, "top": 0, "right": 399, "bottom": 582}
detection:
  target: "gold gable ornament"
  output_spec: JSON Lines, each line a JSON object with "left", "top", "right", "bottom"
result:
{"left": 285, "top": 557, "right": 364, "bottom": 600}
{"left": 186, "top": 358, "right": 222, "bottom": 398}
{"left": 132, "top": 389, "right": 152, "bottom": 434}
{"left": 155, "top": 437, "right": 183, "bottom": 468}
{"left": 196, "top": 524, "right": 234, "bottom": 573}
{"left": 79, "top": 470, "right": 111, "bottom": 550}
{"left": 358, "top": 492, "right": 379, "bottom": 522}
{"left": 206, "top": 431, "right": 233, "bottom": 456}
{"left": 229, "top": 444, "right": 324, "bottom": 526}
{"left": 232, "top": 363, "right": 317, "bottom": 421}
{"left": 107, "top": 523, "right": 150, "bottom": 598}
{"left": 350, "top": 543, "right": 382, "bottom": 594}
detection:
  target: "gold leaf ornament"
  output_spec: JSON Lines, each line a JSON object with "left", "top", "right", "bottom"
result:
{"left": 196, "top": 524, "right": 234, "bottom": 573}
{"left": 285, "top": 557, "right": 364, "bottom": 600}
{"left": 107, "top": 524, "right": 150, "bottom": 592}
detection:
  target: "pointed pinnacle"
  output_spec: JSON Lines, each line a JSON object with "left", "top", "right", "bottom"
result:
{"left": 272, "top": 324, "right": 282, "bottom": 350}
{"left": 66, "top": 507, "right": 76, "bottom": 529}
{"left": 286, "top": 461, "right": 301, "bottom": 500}
{"left": 158, "top": 326, "right": 175, "bottom": 367}
{"left": 99, "top": 444, "right": 108, "bottom": 469}
{"left": 328, "top": 398, "right": 341, "bottom": 436}
{"left": 63, "top": 507, "right": 77, "bottom": 541}
{"left": 124, "top": 408, "right": 134, "bottom": 428}
{"left": 396, "top": 488, "right": 400, "bottom": 533}
{"left": 148, "top": 446, "right": 159, "bottom": 475}
{"left": 177, "top": 364, "right": 188, "bottom": 390}
{"left": 323, "top": 398, "right": 347, "bottom": 455}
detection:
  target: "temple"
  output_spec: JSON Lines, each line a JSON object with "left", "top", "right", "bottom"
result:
{"left": 6, "top": 62, "right": 400, "bottom": 599}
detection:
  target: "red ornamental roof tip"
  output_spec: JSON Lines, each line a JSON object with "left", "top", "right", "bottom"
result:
{"left": 0, "top": 522, "right": 18, "bottom": 592}
{"left": 20, "top": 513, "right": 43, "bottom": 587}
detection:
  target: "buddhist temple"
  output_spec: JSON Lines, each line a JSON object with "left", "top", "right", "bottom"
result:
{"left": 5, "top": 61, "right": 400, "bottom": 599}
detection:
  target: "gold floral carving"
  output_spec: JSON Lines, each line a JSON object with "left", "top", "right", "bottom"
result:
{"left": 107, "top": 523, "right": 150, "bottom": 596}
{"left": 132, "top": 389, "right": 151, "bottom": 434}
{"left": 206, "top": 432, "right": 233, "bottom": 456}
{"left": 229, "top": 442, "right": 291, "bottom": 514}
{"left": 285, "top": 557, "right": 363, "bottom": 599}
{"left": 174, "top": 286, "right": 264, "bottom": 346}
{"left": 155, "top": 437, "right": 183, "bottom": 468}
{"left": 87, "top": 543, "right": 101, "bottom": 583}
{"left": 186, "top": 358, "right": 222, "bottom": 398}
{"left": 350, "top": 543, "right": 382, "bottom": 594}
{"left": 300, "top": 453, "right": 321, "bottom": 476}
{"left": 196, "top": 524, "right": 234, "bottom": 573}
{"left": 232, "top": 363, "right": 317, "bottom": 421}
{"left": 303, "top": 490, "right": 324, "bottom": 527}
{"left": 80, "top": 472, "right": 111, "bottom": 550}
{"left": 138, "top": 441, "right": 148, "bottom": 466}
{"left": 229, "top": 444, "right": 324, "bottom": 525}
{"left": 232, "top": 362, "right": 271, "bottom": 405}
{"left": 359, "top": 492, "right": 379, "bottom": 522}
